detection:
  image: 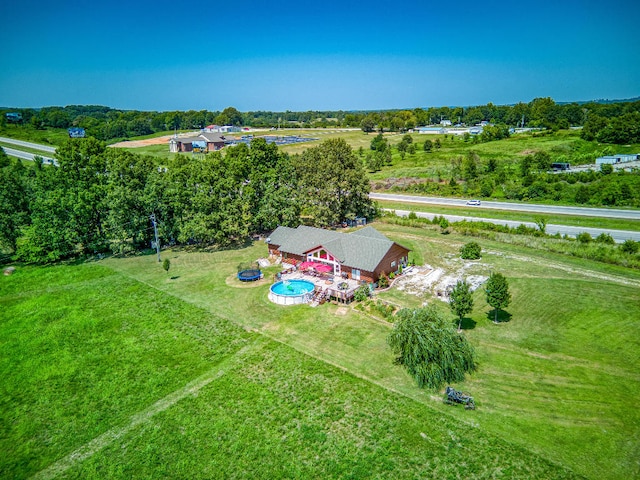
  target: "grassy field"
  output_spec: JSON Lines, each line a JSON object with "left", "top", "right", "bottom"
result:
{"left": 0, "top": 125, "right": 70, "bottom": 146}
{"left": 2, "top": 224, "right": 639, "bottom": 479}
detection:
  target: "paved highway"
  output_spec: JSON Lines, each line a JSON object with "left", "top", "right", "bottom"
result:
{"left": 3, "top": 147, "right": 58, "bottom": 166}
{"left": 388, "top": 209, "right": 640, "bottom": 243}
{"left": 0, "top": 136, "right": 57, "bottom": 153}
{"left": 371, "top": 192, "right": 640, "bottom": 220}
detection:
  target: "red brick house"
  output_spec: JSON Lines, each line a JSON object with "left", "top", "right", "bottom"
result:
{"left": 267, "top": 225, "right": 410, "bottom": 284}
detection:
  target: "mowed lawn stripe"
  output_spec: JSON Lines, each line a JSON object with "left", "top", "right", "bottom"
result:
{"left": 0, "top": 264, "right": 252, "bottom": 478}
{"left": 30, "top": 343, "right": 259, "bottom": 480}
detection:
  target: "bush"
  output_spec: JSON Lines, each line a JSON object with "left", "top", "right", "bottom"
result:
{"left": 377, "top": 272, "right": 389, "bottom": 289}
{"left": 460, "top": 241, "right": 482, "bottom": 259}
{"left": 620, "top": 239, "right": 639, "bottom": 254}
{"left": 353, "top": 285, "right": 370, "bottom": 302}
{"left": 596, "top": 233, "right": 615, "bottom": 245}
{"left": 576, "top": 232, "right": 593, "bottom": 244}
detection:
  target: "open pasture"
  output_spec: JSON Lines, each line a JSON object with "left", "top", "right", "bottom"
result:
{"left": 1, "top": 223, "right": 639, "bottom": 479}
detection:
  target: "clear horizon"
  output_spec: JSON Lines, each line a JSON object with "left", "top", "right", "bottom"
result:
{"left": 1, "top": 0, "right": 638, "bottom": 112}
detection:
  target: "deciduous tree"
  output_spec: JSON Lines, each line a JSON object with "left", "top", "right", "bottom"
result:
{"left": 485, "top": 272, "right": 511, "bottom": 323}
{"left": 450, "top": 280, "right": 474, "bottom": 331}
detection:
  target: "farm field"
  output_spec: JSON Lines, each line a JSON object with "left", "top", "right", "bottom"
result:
{"left": 2, "top": 224, "right": 639, "bottom": 479}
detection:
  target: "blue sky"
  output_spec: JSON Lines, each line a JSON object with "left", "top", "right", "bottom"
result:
{"left": 1, "top": 0, "right": 638, "bottom": 111}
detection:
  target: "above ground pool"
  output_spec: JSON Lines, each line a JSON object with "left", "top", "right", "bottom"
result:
{"left": 269, "top": 279, "right": 315, "bottom": 305}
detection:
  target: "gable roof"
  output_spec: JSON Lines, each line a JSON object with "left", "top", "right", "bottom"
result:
{"left": 171, "top": 132, "right": 226, "bottom": 144}
{"left": 268, "top": 225, "right": 409, "bottom": 272}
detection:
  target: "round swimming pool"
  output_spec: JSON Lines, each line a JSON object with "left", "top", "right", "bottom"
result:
{"left": 268, "top": 279, "right": 315, "bottom": 305}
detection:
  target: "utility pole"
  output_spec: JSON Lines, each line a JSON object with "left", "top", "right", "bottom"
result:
{"left": 150, "top": 213, "right": 161, "bottom": 262}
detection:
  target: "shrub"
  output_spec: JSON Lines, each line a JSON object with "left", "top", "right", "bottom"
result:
{"left": 620, "top": 239, "right": 639, "bottom": 254}
{"left": 596, "top": 233, "right": 615, "bottom": 245}
{"left": 576, "top": 232, "right": 593, "bottom": 244}
{"left": 377, "top": 272, "right": 389, "bottom": 289}
{"left": 460, "top": 242, "right": 482, "bottom": 260}
{"left": 353, "top": 285, "right": 370, "bottom": 302}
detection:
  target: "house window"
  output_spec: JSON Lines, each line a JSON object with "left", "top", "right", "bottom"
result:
{"left": 352, "top": 269, "right": 360, "bottom": 280}
{"left": 391, "top": 261, "right": 396, "bottom": 270}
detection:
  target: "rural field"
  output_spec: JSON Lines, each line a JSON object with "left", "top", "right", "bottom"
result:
{"left": 2, "top": 223, "right": 639, "bottom": 479}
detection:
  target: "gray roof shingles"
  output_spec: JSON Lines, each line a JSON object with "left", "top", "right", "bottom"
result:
{"left": 268, "top": 225, "right": 407, "bottom": 272}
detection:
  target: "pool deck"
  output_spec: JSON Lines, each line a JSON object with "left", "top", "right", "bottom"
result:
{"left": 279, "top": 270, "right": 361, "bottom": 303}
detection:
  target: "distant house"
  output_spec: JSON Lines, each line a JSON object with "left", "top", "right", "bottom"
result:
{"left": 5, "top": 112, "right": 22, "bottom": 123}
{"left": 169, "top": 132, "right": 227, "bottom": 153}
{"left": 67, "top": 127, "right": 86, "bottom": 138}
{"left": 267, "top": 225, "right": 411, "bottom": 284}
{"left": 417, "top": 127, "right": 445, "bottom": 135}
{"left": 596, "top": 154, "right": 639, "bottom": 165}
{"left": 440, "top": 119, "right": 452, "bottom": 126}
{"left": 203, "top": 125, "right": 241, "bottom": 133}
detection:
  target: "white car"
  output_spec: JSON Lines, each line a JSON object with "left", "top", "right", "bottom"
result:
{"left": 466, "top": 200, "right": 481, "bottom": 206}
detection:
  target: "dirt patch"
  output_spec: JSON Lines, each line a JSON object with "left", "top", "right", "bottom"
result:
{"left": 109, "top": 131, "right": 202, "bottom": 148}
{"left": 109, "top": 136, "right": 173, "bottom": 148}
{"left": 394, "top": 259, "right": 488, "bottom": 302}
{"left": 335, "top": 307, "right": 349, "bottom": 316}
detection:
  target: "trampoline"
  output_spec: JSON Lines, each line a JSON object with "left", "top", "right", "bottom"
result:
{"left": 238, "top": 269, "right": 262, "bottom": 282}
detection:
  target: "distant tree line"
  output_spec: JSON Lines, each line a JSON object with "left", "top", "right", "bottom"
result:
{"left": 2, "top": 97, "right": 639, "bottom": 142}
{"left": 0, "top": 138, "right": 374, "bottom": 262}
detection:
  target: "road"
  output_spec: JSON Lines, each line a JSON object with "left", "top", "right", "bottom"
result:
{"left": 0, "top": 136, "right": 57, "bottom": 153}
{"left": 388, "top": 209, "right": 640, "bottom": 243}
{"left": 2, "top": 147, "right": 58, "bottom": 166}
{"left": 370, "top": 192, "right": 640, "bottom": 220}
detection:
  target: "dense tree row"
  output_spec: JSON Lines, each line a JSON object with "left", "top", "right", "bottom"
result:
{"left": 2, "top": 97, "right": 638, "bottom": 142}
{"left": 581, "top": 111, "right": 640, "bottom": 144}
{"left": 0, "top": 139, "right": 374, "bottom": 262}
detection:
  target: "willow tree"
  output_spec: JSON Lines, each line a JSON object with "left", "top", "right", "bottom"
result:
{"left": 387, "top": 306, "right": 476, "bottom": 389}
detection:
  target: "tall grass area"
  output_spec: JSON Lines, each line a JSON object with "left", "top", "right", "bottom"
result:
{"left": 380, "top": 213, "right": 640, "bottom": 269}
{"left": 0, "top": 125, "right": 70, "bottom": 146}
{"left": 1, "top": 262, "right": 576, "bottom": 479}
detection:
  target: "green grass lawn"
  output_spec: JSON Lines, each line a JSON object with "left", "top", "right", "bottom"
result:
{"left": 0, "top": 125, "right": 70, "bottom": 146}
{"left": 2, "top": 255, "right": 577, "bottom": 479}
{"left": 2, "top": 224, "right": 639, "bottom": 479}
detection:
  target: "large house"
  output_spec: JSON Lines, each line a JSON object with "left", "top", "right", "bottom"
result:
{"left": 267, "top": 225, "right": 410, "bottom": 284}
{"left": 169, "top": 132, "right": 227, "bottom": 153}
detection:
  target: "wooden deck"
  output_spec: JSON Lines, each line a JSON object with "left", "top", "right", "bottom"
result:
{"left": 277, "top": 270, "right": 361, "bottom": 303}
